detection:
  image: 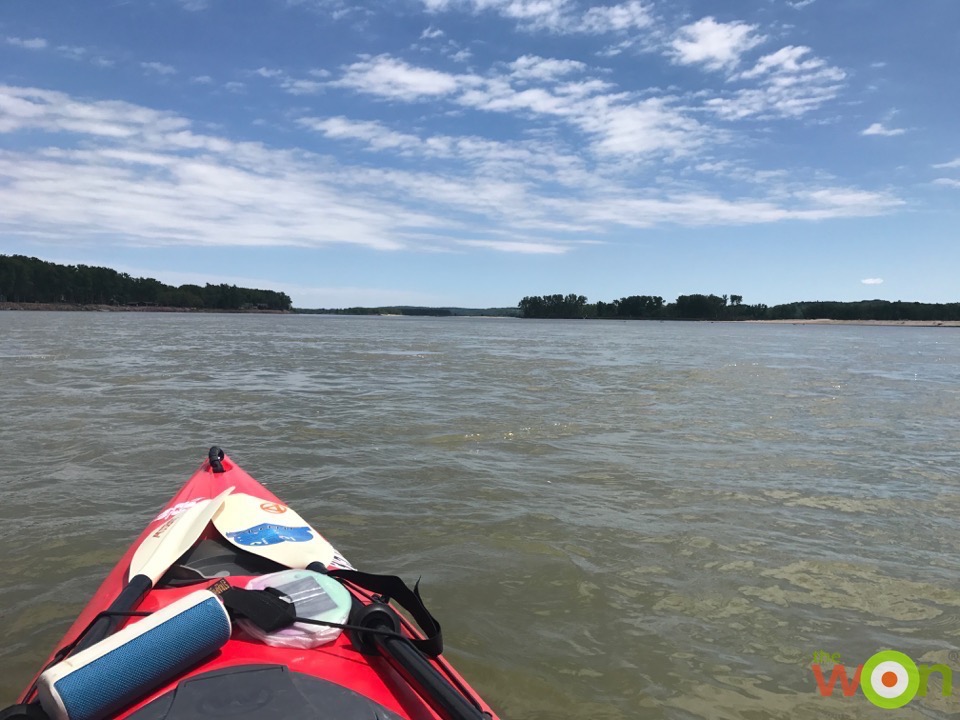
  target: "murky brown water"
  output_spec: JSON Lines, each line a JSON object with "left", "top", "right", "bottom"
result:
{"left": 2, "top": 312, "right": 960, "bottom": 718}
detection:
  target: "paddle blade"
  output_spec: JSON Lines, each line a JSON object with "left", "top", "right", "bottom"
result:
{"left": 130, "top": 487, "right": 234, "bottom": 583}
{"left": 212, "top": 492, "right": 335, "bottom": 569}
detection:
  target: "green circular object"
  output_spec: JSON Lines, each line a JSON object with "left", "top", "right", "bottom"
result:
{"left": 861, "top": 650, "right": 920, "bottom": 709}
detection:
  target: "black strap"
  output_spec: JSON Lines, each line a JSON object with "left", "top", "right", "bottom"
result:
{"left": 328, "top": 569, "right": 443, "bottom": 657}
{"left": 215, "top": 569, "right": 443, "bottom": 658}
{"left": 218, "top": 586, "right": 296, "bottom": 632}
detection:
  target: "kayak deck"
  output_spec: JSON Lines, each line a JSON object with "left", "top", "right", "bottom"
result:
{"left": 12, "top": 449, "right": 499, "bottom": 720}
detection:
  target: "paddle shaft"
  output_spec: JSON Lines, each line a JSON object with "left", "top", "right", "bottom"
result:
{"left": 306, "top": 562, "right": 485, "bottom": 720}
{"left": 372, "top": 632, "right": 487, "bottom": 720}
{"left": 71, "top": 488, "right": 233, "bottom": 656}
{"left": 72, "top": 574, "right": 152, "bottom": 653}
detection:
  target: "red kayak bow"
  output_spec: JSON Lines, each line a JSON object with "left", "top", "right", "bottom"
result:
{"left": 8, "top": 448, "right": 499, "bottom": 720}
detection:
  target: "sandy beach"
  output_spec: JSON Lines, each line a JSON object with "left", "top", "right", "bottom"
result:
{"left": 744, "top": 318, "right": 960, "bottom": 327}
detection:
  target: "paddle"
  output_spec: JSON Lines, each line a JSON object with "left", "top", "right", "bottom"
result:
{"left": 73, "top": 486, "right": 234, "bottom": 653}
{"left": 211, "top": 492, "right": 336, "bottom": 570}
{"left": 213, "top": 493, "right": 486, "bottom": 720}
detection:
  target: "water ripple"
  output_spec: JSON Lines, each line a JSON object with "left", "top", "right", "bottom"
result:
{"left": 2, "top": 314, "right": 960, "bottom": 718}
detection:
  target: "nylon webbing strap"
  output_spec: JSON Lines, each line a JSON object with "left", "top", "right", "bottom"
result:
{"left": 328, "top": 569, "right": 443, "bottom": 657}
{"left": 212, "top": 570, "right": 444, "bottom": 657}
{"left": 217, "top": 586, "right": 296, "bottom": 632}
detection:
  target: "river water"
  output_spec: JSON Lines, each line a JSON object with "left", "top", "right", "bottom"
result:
{"left": 2, "top": 312, "right": 960, "bottom": 719}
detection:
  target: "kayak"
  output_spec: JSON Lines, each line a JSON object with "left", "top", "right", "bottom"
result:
{"left": 4, "top": 448, "right": 500, "bottom": 720}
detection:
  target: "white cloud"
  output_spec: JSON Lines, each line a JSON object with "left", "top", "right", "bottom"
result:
{"left": 799, "top": 188, "right": 895, "bottom": 211}
{"left": 191, "top": 75, "right": 214, "bottom": 84}
{"left": 484, "top": 86, "right": 689, "bottom": 156}
{"left": 788, "top": 0, "right": 816, "bottom": 8}
{"left": 509, "top": 55, "right": 585, "bottom": 81}
{"left": 48, "top": 43, "right": 115, "bottom": 68}
{"left": 933, "top": 178, "right": 960, "bottom": 189}
{"left": 283, "top": 78, "right": 325, "bottom": 95}
{"left": 574, "top": 97, "right": 710, "bottom": 159}
{"left": 301, "top": 116, "right": 423, "bottom": 152}
{"left": 484, "top": 0, "right": 569, "bottom": 29}
{"left": 335, "top": 55, "right": 461, "bottom": 101}
{"left": 6, "top": 36, "right": 48, "bottom": 50}
{"left": 669, "top": 17, "right": 765, "bottom": 72}
{"left": 738, "top": 45, "right": 823, "bottom": 79}
{"left": 0, "top": 87, "right": 433, "bottom": 251}
{"left": 567, "top": 184, "right": 901, "bottom": 228}
{"left": 459, "top": 240, "right": 568, "bottom": 254}
{"left": 933, "top": 158, "right": 960, "bottom": 169}
{"left": 253, "top": 67, "right": 327, "bottom": 95}
{"left": 300, "top": 115, "right": 592, "bottom": 188}
{"left": 0, "top": 85, "right": 190, "bottom": 136}
{"left": 580, "top": 1, "right": 653, "bottom": 33}
{"left": 0, "top": 85, "right": 906, "bottom": 262}
{"left": 56, "top": 45, "right": 87, "bottom": 60}
{"left": 141, "top": 62, "right": 176, "bottom": 76}
{"left": 597, "top": 38, "right": 636, "bottom": 58}
{"left": 331, "top": 54, "right": 704, "bottom": 160}
{"left": 285, "top": 0, "right": 353, "bottom": 9}
{"left": 708, "top": 46, "right": 845, "bottom": 119}
{"left": 862, "top": 122, "right": 905, "bottom": 137}
{"left": 420, "top": 25, "right": 445, "bottom": 39}
{"left": 861, "top": 278, "right": 883, "bottom": 285}
{"left": 422, "top": 0, "right": 653, "bottom": 34}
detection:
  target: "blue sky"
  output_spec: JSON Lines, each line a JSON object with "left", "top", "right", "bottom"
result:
{"left": 2, "top": 0, "right": 958, "bottom": 308}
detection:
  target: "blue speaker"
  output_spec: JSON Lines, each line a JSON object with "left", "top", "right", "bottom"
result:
{"left": 37, "top": 590, "right": 231, "bottom": 720}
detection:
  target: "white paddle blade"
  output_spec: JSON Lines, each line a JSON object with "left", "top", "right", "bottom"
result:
{"left": 130, "top": 487, "right": 235, "bottom": 583}
{"left": 212, "top": 492, "right": 335, "bottom": 569}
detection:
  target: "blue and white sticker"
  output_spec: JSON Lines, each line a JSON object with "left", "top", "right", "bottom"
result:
{"left": 226, "top": 523, "right": 314, "bottom": 547}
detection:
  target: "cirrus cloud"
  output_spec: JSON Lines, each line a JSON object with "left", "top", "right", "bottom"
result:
{"left": 422, "top": 0, "right": 653, "bottom": 34}
{"left": 0, "top": 72, "right": 904, "bottom": 261}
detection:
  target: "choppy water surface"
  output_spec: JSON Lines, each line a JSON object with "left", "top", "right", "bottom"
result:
{"left": 2, "top": 313, "right": 960, "bottom": 719}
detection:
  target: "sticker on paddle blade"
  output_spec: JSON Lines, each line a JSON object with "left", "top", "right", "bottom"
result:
{"left": 328, "top": 548, "right": 356, "bottom": 571}
{"left": 213, "top": 492, "right": 335, "bottom": 568}
{"left": 861, "top": 650, "right": 919, "bottom": 709}
{"left": 130, "top": 487, "right": 234, "bottom": 583}
{"left": 225, "top": 523, "right": 314, "bottom": 547}
{"left": 154, "top": 497, "right": 209, "bottom": 522}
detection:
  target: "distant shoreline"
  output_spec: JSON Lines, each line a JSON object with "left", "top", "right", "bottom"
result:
{"left": 742, "top": 318, "right": 960, "bottom": 327}
{"left": 0, "top": 302, "right": 289, "bottom": 313}
{"left": 4, "top": 303, "right": 958, "bottom": 325}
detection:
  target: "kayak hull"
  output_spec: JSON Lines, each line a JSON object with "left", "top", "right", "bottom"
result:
{"left": 17, "top": 452, "right": 499, "bottom": 720}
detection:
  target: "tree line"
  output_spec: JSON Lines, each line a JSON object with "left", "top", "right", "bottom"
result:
{"left": 518, "top": 293, "right": 960, "bottom": 321}
{"left": 0, "top": 255, "right": 292, "bottom": 311}
{"left": 518, "top": 293, "right": 765, "bottom": 320}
